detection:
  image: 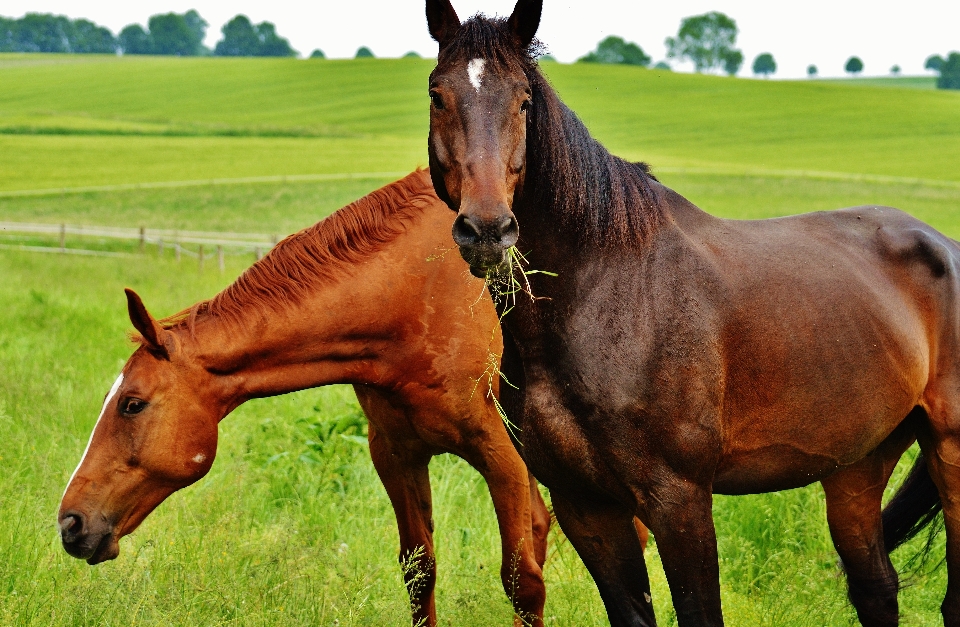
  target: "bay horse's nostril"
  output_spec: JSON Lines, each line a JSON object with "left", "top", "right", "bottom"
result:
{"left": 498, "top": 215, "right": 519, "bottom": 247}
{"left": 59, "top": 512, "right": 84, "bottom": 543}
{"left": 452, "top": 214, "right": 483, "bottom": 247}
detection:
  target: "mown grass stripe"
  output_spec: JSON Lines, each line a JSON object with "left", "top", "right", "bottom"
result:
{"left": 0, "top": 171, "right": 410, "bottom": 198}
{"left": 653, "top": 166, "right": 960, "bottom": 189}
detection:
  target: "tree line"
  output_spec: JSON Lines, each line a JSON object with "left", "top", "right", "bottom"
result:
{"left": 577, "top": 11, "right": 959, "bottom": 90}
{"left": 0, "top": 11, "right": 297, "bottom": 57}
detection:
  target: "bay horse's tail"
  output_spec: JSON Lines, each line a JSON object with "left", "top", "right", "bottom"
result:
{"left": 882, "top": 453, "right": 943, "bottom": 555}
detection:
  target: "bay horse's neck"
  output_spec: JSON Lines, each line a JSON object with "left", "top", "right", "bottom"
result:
{"left": 516, "top": 69, "right": 662, "bottom": 257}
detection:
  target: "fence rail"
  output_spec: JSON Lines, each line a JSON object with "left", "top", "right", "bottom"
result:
{"left": 0, "top": 220, "right": 280, "bottom": 269}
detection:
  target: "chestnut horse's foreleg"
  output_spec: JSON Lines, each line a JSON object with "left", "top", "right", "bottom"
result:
{"left": 528, "top": 472, "right": 550, "bottom": 567}
{"left": 821, "top": 419, "right": 914, "bottom": 627}
{"left": 465, "top": 446, "right": 546, "bottom": 627}
{"left": 368, "top": 425, "right": 438, "bottom": 627}
{"left": 551, "top": 493, "right": 657, "bottom": 627}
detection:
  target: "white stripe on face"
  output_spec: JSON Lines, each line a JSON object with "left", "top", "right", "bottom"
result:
{"left": 468, "top": 58, "right": 485, "bottom": 92}
{"left": 61, "top": 373, "right": 124, "bottom": 502}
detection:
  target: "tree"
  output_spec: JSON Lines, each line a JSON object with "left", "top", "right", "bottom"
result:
{"left": 355, "top": 46, "right": 374, "bottom": 58}
{"left": 403, "top": 51, "right": 421, "bottom": 58}
{"left": 938, "top": 52, "right": 960, "bottom": 90}
{"left": 149, "top": 13, "right": 200, "bottom": 56}
{"left": 752, "top": 52, "right": 776, "bottom": 77}
{"left": 721, "top": 49, "right": 743, "bottom": 76}
{"left": 183, "top": 9, "right": 208, "bottom": 54}
{"left": 845, "top": 56, "right": 864, "bottom": 75}
{"left": 578, "top": 35, "right": 650, "bottom": 66}
{"left": 119, "top": 24, "right": 152, "bottom": 54}
{"left": 310, "top": 49, "right": 326, "bottom": 59}
{"left": 665, "top": 11, "right": 742, "bottom": 74}
{"left": 653, "top": 61, "right": 671, "bottom": 71}
{"left": 807, "top": 64, "right": 818, "bottom": 78}
{"left": 0, "top": 13, "right": 116, "bottom": 53}
{"left": 925, "top": 54, "right": 945, "bottom": 72}
{"left": 214, "top": 15, "right": 295, "bottom": 57}
{"left": 890, "top": 65, "right": 901, "bottom": 76}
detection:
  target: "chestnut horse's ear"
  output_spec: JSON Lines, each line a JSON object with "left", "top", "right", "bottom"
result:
{"left": 125, "top": 288, "right": 169, "bottom": 358}
{"left": 426, "top": 0, "right": 460, "bottom": 47}
{"left": 508, "top": 0, "right": 542, "bottom": 48}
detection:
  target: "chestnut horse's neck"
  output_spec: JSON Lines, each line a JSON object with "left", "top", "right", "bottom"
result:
{"left": 166, "top": 171, "right": 458, "bottom": 405}
{"left": 516, "top": 68, "right": 662, "bottom": 251}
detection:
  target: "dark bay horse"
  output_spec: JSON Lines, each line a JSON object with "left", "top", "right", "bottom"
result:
{"left": 57, "top": 170, "right": 550, "bottom": 627}
{"left": 425, "top": 1, "right": 951, "bottom": 625}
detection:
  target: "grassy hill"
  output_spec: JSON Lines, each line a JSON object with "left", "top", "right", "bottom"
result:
{"left": 1, "top": 54, "right": 958, "bottom": 626}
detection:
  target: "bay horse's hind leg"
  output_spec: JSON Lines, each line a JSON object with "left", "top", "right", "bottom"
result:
{"left": 821, "top": 416, "right": 916, "bottom": 627}
{"left": 551, "top": 493, "right": 656, "bottom": 627}
{"left": 368, "top": 423, "right": 438, "bottom": 627}
{"left": 918, "top": 386, "right": 960, "bottom": 627}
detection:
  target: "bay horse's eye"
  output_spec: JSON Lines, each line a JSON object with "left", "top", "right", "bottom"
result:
{"left": 520, "top": 99, "right": 531, "bottom": 113}
{"left": 120, "top": 397, "right": 147, "bottom": 416}
{"left": 429, "top": 91, "right": 445, "bottom": 110}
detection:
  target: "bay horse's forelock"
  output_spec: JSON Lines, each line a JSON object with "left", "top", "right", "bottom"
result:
{"left": 427, "top": 2, "right": 959, "bottom": 627}
{"left": 58, "top": 170, "right": 552, "bottom": 627}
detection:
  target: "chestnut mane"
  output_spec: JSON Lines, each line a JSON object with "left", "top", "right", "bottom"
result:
{"left": 159, "top": 169, "right": 435, "bottom": 331}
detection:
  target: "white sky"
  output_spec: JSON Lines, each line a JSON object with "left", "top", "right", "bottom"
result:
{"left": 2, "top": 1, "right": 957, "bottom": 78}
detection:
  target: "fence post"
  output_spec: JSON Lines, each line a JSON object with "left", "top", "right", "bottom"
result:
{"left": 139, "top": 226, "right": 145, "bottom": 253}
{"left": 255, "top": 247, "right": 262, "bottom": 261}
{"left": 158, "top": 239, "right": 164, "bottom": 257}
{"left": 198, "top": 244, "right": 204, "bottom": 271}
{"left": 217, "top": 245, "right": 224, "bottom": 272}
{"left": 175, "top": 243, "right": 181, "bottom": 262}
{"left": 59, "top": 223, "right": 65, "bottom": 252}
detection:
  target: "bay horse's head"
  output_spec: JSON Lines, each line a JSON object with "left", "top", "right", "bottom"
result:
{"left": 58, "top": 289, "right": 227, "bottom": 564}
{"left": 426, "top": 0, "right": 542, "bottom": 276}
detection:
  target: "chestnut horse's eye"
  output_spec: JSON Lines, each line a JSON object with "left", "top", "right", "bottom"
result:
{"left": 520, "top": 99, "right": 531, "bottom": 113}
{"left": 429, "top": 91, "right": 445, "bottom": 110}
{"left": 120, "top": 397, "right": 147, "bottom": 416}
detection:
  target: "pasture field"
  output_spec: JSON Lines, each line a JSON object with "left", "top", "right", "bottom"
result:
{"left": 1, "top": 53, "right": 959, "bottom": 626}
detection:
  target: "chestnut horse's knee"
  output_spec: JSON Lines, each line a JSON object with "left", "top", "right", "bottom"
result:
{"left": 529, "top": 475, "right": 550, "bottom": 566}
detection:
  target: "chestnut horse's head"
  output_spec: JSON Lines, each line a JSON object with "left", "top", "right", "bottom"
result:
{"left": 58, "top": 289, "right": 227, "bottom": 564}
{"left": 426, "top": 0, "right": 542, "bottom": 276}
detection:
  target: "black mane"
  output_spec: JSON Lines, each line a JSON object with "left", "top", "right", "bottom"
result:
{"left": 439, "top": 14, "right": 662, "bottom": 245}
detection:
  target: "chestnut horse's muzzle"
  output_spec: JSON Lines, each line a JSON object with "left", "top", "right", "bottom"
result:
{"left": 59, "top": 510, "right": 119, "bottom": 564}
{"left": 452, "top": 212, "right": 519, "bottom": 275}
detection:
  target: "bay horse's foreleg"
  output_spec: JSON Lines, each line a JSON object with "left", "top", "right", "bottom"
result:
{"left": 821, "top": 418, "right": 914, "bottom": 627}
{"left": 464, "top": 444, "right": 546, "bottom": 627}
{"left": 643, "top": 483, "right": 722, "bottom": 627}
{"left": 551, "top": 493, "right": 656, "bottom": 627}
{"left": 368, "top": 424, "right": 438, "bottom": 627}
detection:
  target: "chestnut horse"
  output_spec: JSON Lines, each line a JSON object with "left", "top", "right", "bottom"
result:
{"left": 425, "top": 1, "right": 951, "bottom": 626}
{"left": 57, "top": 170, "right": 551, "bottom": 627}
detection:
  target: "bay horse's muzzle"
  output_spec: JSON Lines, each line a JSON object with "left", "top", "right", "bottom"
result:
{"left": 452, "top": 212, "right": 519, "bottom": 275}
{"left": 59, "top": 510, "right": 118, "bottom": 564}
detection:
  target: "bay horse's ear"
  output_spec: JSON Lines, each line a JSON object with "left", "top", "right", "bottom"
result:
{"left": 125, "top": 288, "right": 169, "bottom": 359}
{"left": 508, "top": 0, "right": 542, "bottom": 48}
{"left": 426, "top": 0, "right": 460, "bottom": 47}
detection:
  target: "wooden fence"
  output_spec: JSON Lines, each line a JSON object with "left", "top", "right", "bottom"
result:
{"left": 0, "top": 221, "right": 280, "bottom": 270}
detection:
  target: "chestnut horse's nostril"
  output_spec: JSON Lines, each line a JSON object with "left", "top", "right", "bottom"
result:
{"left": 59, "top": 512, "right": 84, "bottom": 544}
{"left": 452, "top": 214, "right": 483, "bottom": 247}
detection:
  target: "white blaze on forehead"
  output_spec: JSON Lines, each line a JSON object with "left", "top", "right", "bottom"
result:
{"left": 467, "top": 58, "right": 485, "bottom": 92}
{"left": 61, "top": 373, "right": 124, "bottom": 502}
{"left": 192, "top": 454, "right": 206, "bottom": 464}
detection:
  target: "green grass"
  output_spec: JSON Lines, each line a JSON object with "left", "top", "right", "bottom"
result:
{"left": 0, "top": 53, "right": 958, "bottom": 626}
{"left": 813, "top": 76, "right": 938, "bottom": 90}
